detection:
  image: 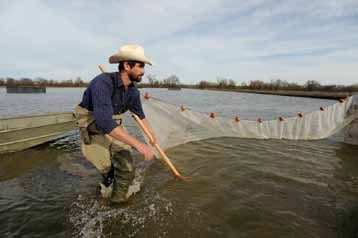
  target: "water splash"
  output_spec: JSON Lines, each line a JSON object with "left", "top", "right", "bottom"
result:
{"left": 69, "top": 192, "right": 174, "bottom": 238}
{"left": 68, "top": 159, "right": 176, "bottom": 238}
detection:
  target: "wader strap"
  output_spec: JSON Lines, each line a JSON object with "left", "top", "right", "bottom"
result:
{"left": 74, "top": 105, "right": 124, "bottom": 138}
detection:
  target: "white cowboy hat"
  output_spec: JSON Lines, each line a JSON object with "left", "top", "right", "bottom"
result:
{"left": 109, "top": 44, "right": 153, "bottom": 65}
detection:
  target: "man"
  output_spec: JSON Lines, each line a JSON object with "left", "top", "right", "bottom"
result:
{"left": 74, "top": 44, "right": 157, "bottom": 203}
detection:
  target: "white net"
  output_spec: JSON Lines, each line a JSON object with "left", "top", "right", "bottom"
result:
{"left": 140, "top": 95, "right": 358, "bottom": 150}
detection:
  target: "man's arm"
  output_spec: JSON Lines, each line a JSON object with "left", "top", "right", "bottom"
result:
{"left": 91, "top": 79, "right": 154, "bottom": 160}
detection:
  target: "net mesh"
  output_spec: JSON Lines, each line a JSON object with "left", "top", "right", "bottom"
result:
{"left": 140, "top": 95, "right": 358, "bottom": 150}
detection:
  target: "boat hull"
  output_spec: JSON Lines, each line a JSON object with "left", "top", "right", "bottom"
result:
{"left": 0, "top": 112, "right": 76, "bottom": 154}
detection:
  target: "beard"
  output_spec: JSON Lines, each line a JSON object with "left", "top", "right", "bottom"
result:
{"left": 129, "top": 73, "right": 143, "bottom": 83}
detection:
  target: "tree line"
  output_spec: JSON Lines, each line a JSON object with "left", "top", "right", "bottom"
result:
{"left": 0, "top": 75, "right": 181, "bottom": 88}
{"left": 196, "top": 78, "right": 358, "bottom": 92}
{"left": 142, "top": 74, "right": 181, "bottom": 88}
{"left": 0, "top": 77, "right": 87, "bottom": 87}
{"left": 142, "top": 75, "right": 358, "bottom": 92}
{"left": 1, "top": 76, "right": 357, "bottom": 92}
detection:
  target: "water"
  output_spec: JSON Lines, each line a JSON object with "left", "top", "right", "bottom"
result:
{"left": 1, "top": 87, "right": 358, "bottom": 237}
{"left": 0, "top": 87, "right": 85, "bottom": 117}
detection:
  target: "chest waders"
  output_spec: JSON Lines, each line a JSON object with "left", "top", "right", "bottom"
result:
{"left": 74, "top": 80, "right": 136, "bottom": 203}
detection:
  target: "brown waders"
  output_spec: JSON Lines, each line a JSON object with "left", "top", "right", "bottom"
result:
{"left": 74, "top": 105, "right": 135, "bottom": 203}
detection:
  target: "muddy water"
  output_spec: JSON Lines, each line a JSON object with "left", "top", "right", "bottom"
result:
{"left": 1, "top": 87, "right": 358, "bottom": 237}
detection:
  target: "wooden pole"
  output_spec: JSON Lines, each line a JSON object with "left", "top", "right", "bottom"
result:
{"left": 131, "top": 113, "right": 185, "bottom": 179}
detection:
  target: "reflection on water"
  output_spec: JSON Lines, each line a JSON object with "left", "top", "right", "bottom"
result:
{"left": 1, "top": 88, "right": 358, "bottom": 237}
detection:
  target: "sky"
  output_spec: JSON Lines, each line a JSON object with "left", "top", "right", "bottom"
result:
{"left": 0, "top": 0, "right": 357, "bottom": 85}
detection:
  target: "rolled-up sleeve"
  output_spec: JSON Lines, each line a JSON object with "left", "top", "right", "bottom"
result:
{"left": 92, "top": 81, "right": 118, "bottom": 134}
{"left": 130, "top": 91, "right": 146, "bottom": 119}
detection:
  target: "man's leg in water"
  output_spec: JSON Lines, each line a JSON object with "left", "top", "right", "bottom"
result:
{"left": 110, "top": 140, "right": 135, "bottom": 203}
{"left": 75, "top": 105, "right": 117, "bottom": 198}
{"left": 80, "top": 134, "right": 114, "bottom": 198}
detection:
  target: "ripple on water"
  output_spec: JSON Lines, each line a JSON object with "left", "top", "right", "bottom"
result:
{"left": 1, "top": 133, "right": 358, "bottom": 237}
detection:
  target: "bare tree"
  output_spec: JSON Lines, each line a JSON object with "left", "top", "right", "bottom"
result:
{"left": 163, "top": 75, "right": 180, "bottom": 88}
{"left": 305, "top": 80, "right": 321, "bottom": 91}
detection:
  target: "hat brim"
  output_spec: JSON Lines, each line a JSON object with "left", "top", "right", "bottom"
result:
{"left": 109, "top": 53, "right": 153, "bottom": 66}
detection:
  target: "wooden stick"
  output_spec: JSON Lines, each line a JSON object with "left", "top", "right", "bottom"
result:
{"left": 98, "top": 64, "right": 185, "bottom": 179}
{"left": 131, "top": 113, "right": 184, "bottom": 178}
{"left": 98, "top": 64, "right": 107, "bottom": 73}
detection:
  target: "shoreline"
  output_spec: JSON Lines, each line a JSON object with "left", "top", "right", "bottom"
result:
{"left": 199, "top": 88, "right": 354, "bottom": 100}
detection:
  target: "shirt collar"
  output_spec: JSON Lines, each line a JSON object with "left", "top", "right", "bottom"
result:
{"left": 113, "top": 72, "right": 135, "bottom": 89}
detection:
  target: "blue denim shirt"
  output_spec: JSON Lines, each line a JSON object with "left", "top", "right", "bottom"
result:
{"left": 79, "top": 72, "right": 146, "bottom": 134}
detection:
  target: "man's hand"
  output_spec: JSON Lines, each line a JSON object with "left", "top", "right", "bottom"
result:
{"left": 135, "top": 143, "right": 155, "bottom": 161}
{"left": 109, "top": 126, "right": 155, "bottom": 160}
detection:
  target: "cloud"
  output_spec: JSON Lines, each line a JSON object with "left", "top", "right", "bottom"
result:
{"left": 0, "top": 0, "right": 357, "bottom": 85}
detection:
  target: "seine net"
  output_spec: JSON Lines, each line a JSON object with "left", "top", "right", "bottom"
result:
{"left": 139, "top": 95, "right": 358, "bottom": 150}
